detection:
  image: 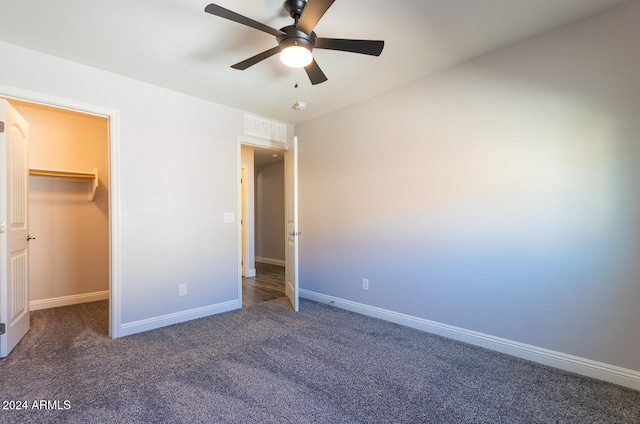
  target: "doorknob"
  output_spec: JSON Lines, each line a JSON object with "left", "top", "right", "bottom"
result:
{"left": 26, "top": 235, "right": 36, "bottom": 241}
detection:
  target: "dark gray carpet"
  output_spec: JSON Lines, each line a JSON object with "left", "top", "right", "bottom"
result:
{"left": 1, "top": 298, "right": 638, "bottom": 423}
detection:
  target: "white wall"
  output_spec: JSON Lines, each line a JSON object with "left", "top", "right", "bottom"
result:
{"left": 0, "top": 41, "right": 295, "bottom": 335}
{"left": 296, "top": 1, "right": 640, "bottom": 375}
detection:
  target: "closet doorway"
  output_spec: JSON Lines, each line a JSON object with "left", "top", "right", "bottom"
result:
{"left": 8, "top": 99, "right": 110, "bottom": 331}
{"left": 240, "top": 145, "right": 286, "bottom": 307}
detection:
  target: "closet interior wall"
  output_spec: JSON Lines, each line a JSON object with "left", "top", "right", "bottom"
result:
{"left": 11, "top": 100, "right": 109, "bottom": 308}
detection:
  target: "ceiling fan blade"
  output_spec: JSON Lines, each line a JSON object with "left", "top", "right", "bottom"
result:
{"left": 296, "top": 0, "right": 335, "bottom": 35}
{"left": 204, "top": 4, "right": 283, "bottom": 37}
{"left": 231, "top": 46, "right": 281, "bottom": 70}
{"left": 304, "top": 59, "right": 328, "bottom": 85}
{"left": 315, "top": 38, "right": 384, "bottom": 56}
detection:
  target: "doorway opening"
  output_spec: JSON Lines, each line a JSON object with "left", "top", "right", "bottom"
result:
{"left": 240, "top": 145, "right": 286, "bottom": 307}
{"left": 7, "top": 98, "right": 110, "bottom": 331}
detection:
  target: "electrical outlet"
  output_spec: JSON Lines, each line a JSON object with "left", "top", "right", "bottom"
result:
{"left": 362, "top": 278, "right": 369, "bottom": 291}
{"left": 179, "top": 284, "right": 187, "bottom": 297}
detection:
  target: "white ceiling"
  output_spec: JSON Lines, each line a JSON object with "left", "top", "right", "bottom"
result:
{"left": 0, "top": 0, "right": 629, "bottom": 125}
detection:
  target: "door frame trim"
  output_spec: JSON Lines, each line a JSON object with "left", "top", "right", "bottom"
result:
{"left": 0, "top": 84, "right": 121, "bottom": 338}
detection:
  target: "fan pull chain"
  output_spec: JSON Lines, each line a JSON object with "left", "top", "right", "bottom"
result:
{"left": 292, "top": 69, "right": 306, "bottom": 111}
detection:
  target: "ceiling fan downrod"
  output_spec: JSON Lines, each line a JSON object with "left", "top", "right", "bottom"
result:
{"left": 284, "top": 0, "right": 307, "bottom": 24}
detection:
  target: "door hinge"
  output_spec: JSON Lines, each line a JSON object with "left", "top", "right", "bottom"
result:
{"left": 0, "top": 121, "right": 5, "bottom": 133}
{"left": 0, "top": 323, "right": 5, "bottom": 335}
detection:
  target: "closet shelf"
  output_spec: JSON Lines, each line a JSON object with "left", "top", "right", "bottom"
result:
{"left": 29, "top": 168, "right": 98, "bottom": 201}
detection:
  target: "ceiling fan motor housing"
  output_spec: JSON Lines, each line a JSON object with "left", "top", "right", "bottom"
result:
{"left": 277, "top": 26, "right": 316, "bottom": 52}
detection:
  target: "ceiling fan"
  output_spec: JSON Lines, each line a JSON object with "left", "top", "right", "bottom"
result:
{"left": 204, "top": 0, "right": 384, "bottom": 85}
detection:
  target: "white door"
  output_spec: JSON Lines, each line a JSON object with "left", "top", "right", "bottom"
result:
{"left": 240, "top": 168, "right": 247, "bottom": 277}
{"left": 0, "top": 100, "right": 30, "bottom": 358}
{"left": 285, "top": 137, "right": 299, "bottom": 311}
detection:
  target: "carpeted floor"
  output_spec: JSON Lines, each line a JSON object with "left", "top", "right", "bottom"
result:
{"left": 1, "top": 298, "right": 639, "bottom": 423}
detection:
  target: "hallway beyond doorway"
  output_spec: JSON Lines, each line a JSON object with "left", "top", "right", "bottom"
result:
{"left": 242, "top": 262, "right": 285, "bottom": 307}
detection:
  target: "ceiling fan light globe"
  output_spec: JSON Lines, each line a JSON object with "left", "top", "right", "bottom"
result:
{"left": 280, "top": 46, "right": 313, "bottom": 68}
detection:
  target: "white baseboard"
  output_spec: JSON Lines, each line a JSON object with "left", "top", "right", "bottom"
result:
{"left": 244, "top": 268, "right": 256, "bottom": 277}
{"left": 118, "top": 299, "right": 241, "bottom": 337}
{"left": 30, "top": 290, "right": 110, "bottom": 311}
{"left": 256, "top": 257, "right": 285, "bottom": 267}
{"left": 300, "top": 289, "right": 640, "bottom": 391}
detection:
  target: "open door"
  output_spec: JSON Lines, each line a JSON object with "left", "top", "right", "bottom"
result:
{"left": 0, "top": 100, "right": 30, "bottom": 357}
{"left": 285, "top": 136, "right": 299, "bottom": 311}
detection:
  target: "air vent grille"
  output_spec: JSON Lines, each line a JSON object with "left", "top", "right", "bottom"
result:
{"left": 244, "top": 114, "right": 286, "bottom": 143}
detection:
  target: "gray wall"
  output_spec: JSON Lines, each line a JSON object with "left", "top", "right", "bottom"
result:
{"left": 296, "top": 2, "right": 640, "bottom": 372}
{"left": 255, "top": 160, "right": 285, "bottom": 264}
